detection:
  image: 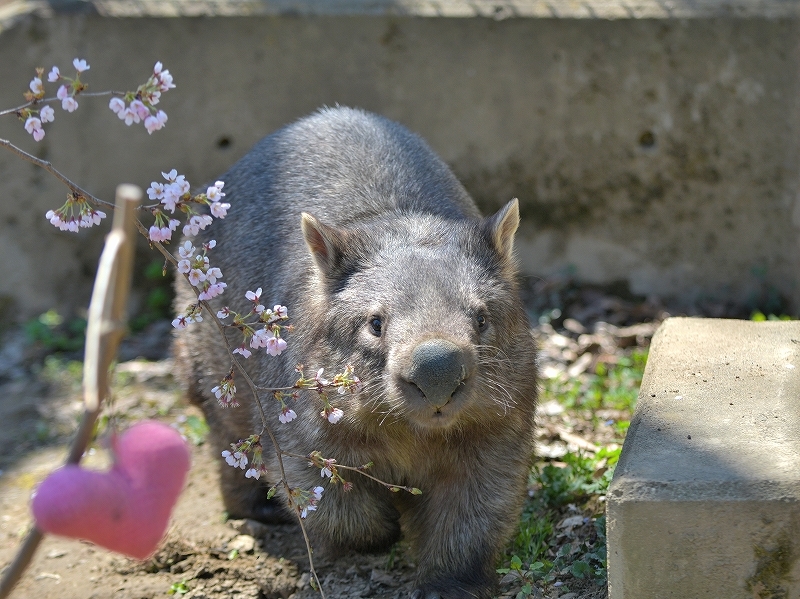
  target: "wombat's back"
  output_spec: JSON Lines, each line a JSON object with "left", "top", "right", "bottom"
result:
{"left": 214, "top": 107, "right": 478, "bottom": 261}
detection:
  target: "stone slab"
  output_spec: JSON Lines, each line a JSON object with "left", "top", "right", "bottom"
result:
{"left": 607, "top": 317, "right": 800, "bottom": 598}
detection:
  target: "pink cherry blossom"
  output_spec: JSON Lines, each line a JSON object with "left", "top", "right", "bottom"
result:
{"left": 72, "top": 58, "right": 90, "bottom": 73}
{"left": 146, "top": 182, "right": 164, "bottom": 201}
{"left": 29, "top": 77, "right": 43, "bottom": 95}
{"left": 109, "top": 97, "right": 125, "bottom": 115}
{"left": 250, "top": 328, "right": 272, "bottom": 349}
{"left": 188, "top": 269, "right": 206, "bottom": 287}
{"left": 178, "top": 241, "right": 195, "bottom": 259}
{"left": 39, "top": 105, "right": 55, "bottom": 123}
{"left": 144, "top": 110, "right": 167, "bottom": 134}
{"left": 210, "top": 202, "right": 230, "bottom": 218}
{"left": 122, "top": 106, "right": 139, "bottom": 125}
{"left": 198, "top": 282, "right": 227, "bottom": 301}
{"left": 266, "top": 336, "right": 287, "bottom": 357}
{"left": 24, "top": 117, "right": 44, "bottom": 141}
{"left": 205, "top": 267, "right": 223, "bottom": 284}
{"left": 206, "top": 181, "right": 225, "bottom": 202}
{"left": 47, "top": 66, "right": 60, "bottom": 82}
{"left": 232, "top": 346, "right": 252, "bottom": 358}
{"left": 279, "top": 407, "right": 297, "bottom": 424}
{"left": 62, "top": 97, "right": 78, "bottom": 113}
{"left": 232, "top": 345, "right": 250, "bottom": 357}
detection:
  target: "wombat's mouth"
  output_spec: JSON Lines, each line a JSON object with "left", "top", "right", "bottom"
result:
{"left": 397, "top": 377, "right": 473, "bottom": 429}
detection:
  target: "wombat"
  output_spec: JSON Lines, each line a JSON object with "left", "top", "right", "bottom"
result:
{"left": 174, "top": 106, "right": 538, "bottom": 599}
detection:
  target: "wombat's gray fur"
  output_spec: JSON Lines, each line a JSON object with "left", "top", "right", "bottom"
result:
{"left": 174, "top": 107, "right": 538, "bottom": 599}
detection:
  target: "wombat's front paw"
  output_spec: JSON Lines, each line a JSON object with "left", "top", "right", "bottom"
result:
{"left": 411, "top": 581, "right": 493, "bottom": 599}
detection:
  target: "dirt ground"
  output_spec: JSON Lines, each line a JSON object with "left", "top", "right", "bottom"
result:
{"left": 0, "top": 352, "right": 434, "bottom": 599}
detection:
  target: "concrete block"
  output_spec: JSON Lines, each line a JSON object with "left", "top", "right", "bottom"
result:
{"left": 607, "top": 317, "right": 800, "bottom": 598}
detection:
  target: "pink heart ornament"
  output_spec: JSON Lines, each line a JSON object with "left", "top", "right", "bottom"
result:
{"left": 32, "top": 420, "right": 191, "bottom": 559}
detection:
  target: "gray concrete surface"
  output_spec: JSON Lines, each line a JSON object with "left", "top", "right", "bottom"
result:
{"left": 0, "top": 2, "right": 798, "bottom": 322}
{"left": 607, "top": 317, "right": 800, "bottom": 598}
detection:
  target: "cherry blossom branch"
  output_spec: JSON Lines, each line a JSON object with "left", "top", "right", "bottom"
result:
{"left": 0, "top": 91, "right": 125, "bottom": 117}
{"left": 203, "top": 317, "right": 326, "bottom": 595}
{"left": 1, "top": 56, "right": 383, "bottom": 598}
{"left": 283, "top": 451, "right": 423, "bottom": 496}
{"left": 166, "top": 240, "right": 326, "bottom": 595}
{"left": 0, "top": 137, "right": 114, "bottom": 209}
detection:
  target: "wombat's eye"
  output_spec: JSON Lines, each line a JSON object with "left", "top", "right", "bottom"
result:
{"left": 476, "top": 313, "right": 488, "bottom": 331}
{"left": 369, "top": 316, "right": 383, "bottom": 337}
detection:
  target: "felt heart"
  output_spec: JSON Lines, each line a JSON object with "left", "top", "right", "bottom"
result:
{"left": 32, "top": 420, "right": 191, "bottom": 560}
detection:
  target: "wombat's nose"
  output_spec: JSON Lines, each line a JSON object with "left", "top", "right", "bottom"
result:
{"left": 407, "top": 339, "right": 466, "bottom": 407}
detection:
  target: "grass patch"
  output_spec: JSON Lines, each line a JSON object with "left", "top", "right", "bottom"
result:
{"left": 543, "top": 350, "right": 646, "bottom": 414}
{"left": 499, "top": 349, "right": 647, "bottom": 598}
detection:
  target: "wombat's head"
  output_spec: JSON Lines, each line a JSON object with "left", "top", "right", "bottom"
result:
{"left": 299, "top": 200, "right": 536, "bottom": 432}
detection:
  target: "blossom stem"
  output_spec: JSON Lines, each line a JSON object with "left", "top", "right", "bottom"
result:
{"left": 188, "top": 285, "right": 325, "bottom": 593}
{"left": 0, "top": 137, "right": 115, "bottom": 209}
{"left": 0, "top": 91, "right": 125, "bottom": 117}
{"left": 282, "top": 451, "right": 422, "bottom": 495}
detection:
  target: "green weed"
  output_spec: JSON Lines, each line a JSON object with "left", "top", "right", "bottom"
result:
{"left": 178, "top": 415, "right": 210, "bottom": 446}
{"left": 500, "top": 346, "right": 648, "bottom": 596}
{"left": 25, "top": 310, "right": 86, "bottom": 353}
{"left": 167, "top": 579, "right": 189, "bottom": 595}
{"left": 750, "top": 311, "right": 795, "bottom": 322}
{"left": 542, "top": 349, "right": 646, "bottom": 414}
{"left": 130, "top": 259, "right": 174, "bottom": 332}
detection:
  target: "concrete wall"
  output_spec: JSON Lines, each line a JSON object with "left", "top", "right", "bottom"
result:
{"left": 0, "top": 2, "right": 798, "bottom": 322}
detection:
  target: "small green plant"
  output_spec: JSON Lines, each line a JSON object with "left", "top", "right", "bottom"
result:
{"left": 499, "top": 342, "right": 649, "bottom": 596}
{"left": 130, "top": 259, "right": 174, "bottom": 332}
{"left": 501, "top": 448, "right": 616, "bottom": 594}
{"left": 750, "top": 311, "right": 795, "bottom": 322}
{"left": 543, "top": 349, "right": 646, "bottom": 414}
{"left": 38, "top": 355, "right": 83, "bottom": 388}
{"left": 24, "top": 309, "right": 87, "bottom": 353}
{"left": 167, "top": 579, "right": 189, "bottom": 595}
{"left": 177, "top": 415, "right": 209, "bottom": 446}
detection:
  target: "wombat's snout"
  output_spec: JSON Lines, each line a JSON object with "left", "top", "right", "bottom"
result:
{"left": 406, "top": 339, "right": 468, "bottom": 408}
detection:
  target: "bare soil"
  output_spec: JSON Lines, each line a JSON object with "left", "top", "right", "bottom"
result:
{"left": 0, "top": 355, "right": 432, "bottom": 599}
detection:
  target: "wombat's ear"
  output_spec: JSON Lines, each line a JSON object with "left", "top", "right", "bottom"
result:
{"left": 485, "top": 198, "right": 520, "bottom": 261}
{"left": 301, "top": 213, "right": 348, "bottom": 276}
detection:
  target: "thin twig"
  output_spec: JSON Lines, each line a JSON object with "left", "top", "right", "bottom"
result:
{"left": 0, "top": 91, "right": 124, "bottom": 117}
{"left": 282, "top": 451, "right": 421, "bottom": 495}
{"left": 155, "top": 230, "right": 326, "bottom": 595}
{"left": 0, "top": 138, "right": 114, "bottom": 209}
{"left": 198, "top": 302, "right": 326, "bottom": 596}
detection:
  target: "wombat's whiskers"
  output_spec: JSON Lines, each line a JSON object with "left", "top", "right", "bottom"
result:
{"left": 480, "top": 375, "right": 517, "bottom": 415}
{"left": 364, "top": 389, "right": 406, "bottom": 426}
{"left": 476, "top": 345, "right": 519, "bottom": 415}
